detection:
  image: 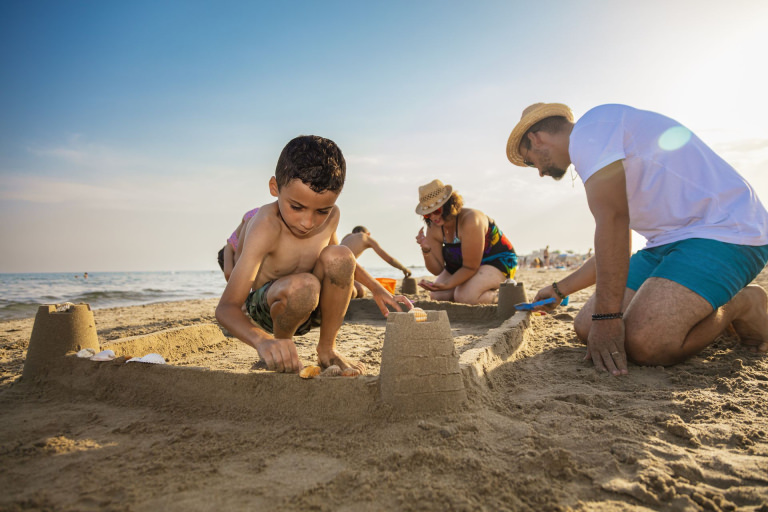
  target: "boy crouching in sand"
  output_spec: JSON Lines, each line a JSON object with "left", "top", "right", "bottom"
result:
{"left": 216, "top": 135, "right": 410, "bottom": 374}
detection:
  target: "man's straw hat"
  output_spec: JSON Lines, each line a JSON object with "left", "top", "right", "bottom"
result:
{"left": 415, "top": 179, "right": 453, "bottom": 215}
{"left": 506, "top": 103, "right": 574, "bottom": 166}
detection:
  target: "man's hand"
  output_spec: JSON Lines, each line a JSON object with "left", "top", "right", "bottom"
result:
{"left": 585, "top": 320, "right": 628, "bottom": 376}
{"left": 252, "top": 337, "right": 302, "bottom": 373}
{"left": 532, "top": 285, "right": 561, "bottom": 313}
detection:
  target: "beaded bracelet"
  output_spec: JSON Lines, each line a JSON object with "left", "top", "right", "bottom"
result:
{"left": 591, "top": 312, "right": 624, "bottom": 321}
{"left": 552, "top": 282, "right": 566, "bottom": 300}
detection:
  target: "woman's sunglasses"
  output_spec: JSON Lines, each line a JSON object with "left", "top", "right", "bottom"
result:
{"left": 423, "top": 206, "right": 442, "bottom": 219}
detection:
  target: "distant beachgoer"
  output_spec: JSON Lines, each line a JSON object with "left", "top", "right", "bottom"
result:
{"left": 415, "top": 179, "right": 517, "bottom": 304}
{"left": 83, "top": 272, "right": 88, "bottom": 279}
{"left": 543, "top": 245, "right": 550, "bottom": 268}
{"left": 217, "top": 208, "right": 259, "bottom": 281}
{"left": 216, "top": 135, "right": 411, "bottom": 374}
{"left": 506, "top": 102, "right": 768, "bottom": 375}
{"left": 340, "top": 226, "right": 412, "bottom": 298}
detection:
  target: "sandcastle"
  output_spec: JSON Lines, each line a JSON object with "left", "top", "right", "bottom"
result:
{"left": 23, "top": 303, "right": 100, "bottom": 380}
{"left": 22, "top": 298, "right": 531, "bottom": 420}
{"left": 379, "top": 310, "right": 466, "bottom": 414}
{"left": 497, "top": 281, "right": 528, "bottom": 319}
{"left": 400, "top": 276, "right": 418, "bottom": 295}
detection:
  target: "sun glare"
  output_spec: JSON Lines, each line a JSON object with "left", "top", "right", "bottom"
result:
{"left": 658, "top": 126, "right": 692, "bottom": 152}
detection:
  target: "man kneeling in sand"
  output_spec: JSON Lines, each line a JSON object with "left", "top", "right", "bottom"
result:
{"left": 216, "top": 135, "right": 410, "bottom": 374}
{"left": 506, "top": 103, "right": 768, "bottom": 375}
{"left": 341, "top": 226, "right": 412, "bottom": 298}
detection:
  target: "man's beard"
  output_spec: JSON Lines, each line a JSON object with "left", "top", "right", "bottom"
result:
{"left": 544, "top": 165, "right": 568, "bottom": 181}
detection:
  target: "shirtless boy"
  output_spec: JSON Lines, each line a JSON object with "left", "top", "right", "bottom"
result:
{"left": 216, "top": 135, "right": 410, "bottom": 374}
{"left": 340, "top": 226, "right": 412, "bottom": 298}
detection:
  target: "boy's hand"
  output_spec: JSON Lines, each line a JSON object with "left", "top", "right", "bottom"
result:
{"left": 252, "top": 337, "right": 302, "bottom": 373}
{"left": 403, "top": 269, "right": 412, "bottom": 278}
{"left": 372, "top": 291, "right": 413, "bottom": 318}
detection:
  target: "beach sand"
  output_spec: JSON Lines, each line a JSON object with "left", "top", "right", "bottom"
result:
{"left": 1, "top": 268, "right": 767, "bottom": 510}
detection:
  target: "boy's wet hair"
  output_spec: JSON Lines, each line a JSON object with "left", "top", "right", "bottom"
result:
{"left": 352, "top": 225, "right": 369, "bottom": 234}
{"left": 275, "top": 135, "right": 346, "bottom": 193}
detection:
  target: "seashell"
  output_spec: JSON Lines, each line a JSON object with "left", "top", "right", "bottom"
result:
{"left": 321, "top": 365, "right": 342, "bottom": 377}
{"left": 126, "top": 353, "right": 166, "bottom": 364}
{"left": 76, "top": 348, "right": 96, "bottom": 358}
{"left": 341, "top": 367, "right": 362, "bottom": 377}
{"left": 409, "top": 307, "right": 427, "bottom": 322}
{"left": 55, "top": 302, "right": 75, "bottom": 312}
{"left": 91, "top": 349, "right": 116, "bottom": 362}
{"left": 299, "top": 365, "right": 322, "bottom": 379}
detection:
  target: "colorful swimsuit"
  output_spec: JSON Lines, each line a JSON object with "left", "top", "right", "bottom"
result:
{"left": 442, "top": 218, "right": 518, "bottom": 278}
{"left": 227, "top": 208, "right": 259, "bottom": 250}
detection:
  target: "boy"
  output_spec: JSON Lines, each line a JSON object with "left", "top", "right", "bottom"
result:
{"left": 340, "top": 225, "right": 412, "bottom": 298}
{"left": 216, "top": 135, "right": 410, "bottom": 374}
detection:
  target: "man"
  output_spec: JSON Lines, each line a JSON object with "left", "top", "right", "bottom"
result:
{"left": 506, "top": 103, "right": 768, "bottom": 375}
{"left": 340, "top": 226, "right": 412, "bottom": 298}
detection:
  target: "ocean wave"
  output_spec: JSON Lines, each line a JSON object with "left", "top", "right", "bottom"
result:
{"left": 0, "top": 301, "right": 45, "bottom": 321}
{"left": 0, "top": 290, "right": 185, "bottom": 321}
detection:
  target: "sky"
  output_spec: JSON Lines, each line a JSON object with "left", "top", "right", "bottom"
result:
{"left": 1, "top": 0, "right": 767, "bottom": 273}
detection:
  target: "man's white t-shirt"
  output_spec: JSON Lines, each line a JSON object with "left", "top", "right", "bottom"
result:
{"left": 570, "top": 104, "right": 768, "bottom": 249}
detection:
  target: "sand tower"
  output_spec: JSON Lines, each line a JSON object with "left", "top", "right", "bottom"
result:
{"left": 400, "top": 277, "right": 417, "bottom": 295}
{"left": 379, "top": 310, "right": 466, "bottom": 414}
{"left": 497, "top": 281, "right": 527, "bottom": 319}
{"left": 23, "top": 303, "right": 100, "bottom": 380}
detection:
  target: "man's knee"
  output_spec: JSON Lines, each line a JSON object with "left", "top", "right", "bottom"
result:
{"left": 573, "top": 309, "right": 591, "bottom": 342}
{"left": 624, "top": 322, "right": 673, "bottom": 366}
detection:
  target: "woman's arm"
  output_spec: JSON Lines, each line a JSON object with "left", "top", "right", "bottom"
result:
{"left": 417, "top": 226, "right": 445, "bottom": 276}
{"left": 431, "top": 210, "right": 485, "bottom": 290}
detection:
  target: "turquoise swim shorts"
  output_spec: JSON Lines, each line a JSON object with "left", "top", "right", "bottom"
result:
{"left": 246, "top": 281, "right": 321, "bottom": 336}
{"left": 626, "top": 238, "right": 768, "bottom": 310}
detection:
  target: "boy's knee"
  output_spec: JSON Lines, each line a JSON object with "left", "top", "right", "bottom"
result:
{"left": 319, "top": 245, "right": 355, "bottom": 279}
{"left": 279, "top": 274, "right": 321, "bottom": 313}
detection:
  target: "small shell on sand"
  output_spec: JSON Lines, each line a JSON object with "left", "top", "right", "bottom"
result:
{"left": 321, "top": 365, "right": 342, "bottom": 377}
{"left": 409, "top": 307, "right": 427, "bottom": 322}
{"left": 299, "top": 365, "right": 322, "bottom": 379}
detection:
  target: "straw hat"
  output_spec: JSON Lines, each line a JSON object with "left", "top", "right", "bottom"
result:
{"left": 506, "top": 103, "right": 574, "bottom": 166}
{"left": 415, "top": 179, "right": 453, "bottom": 215}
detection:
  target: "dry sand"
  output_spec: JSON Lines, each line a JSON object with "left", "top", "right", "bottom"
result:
{"left": 1, "top": 268, "right": 767, "bottom": 511}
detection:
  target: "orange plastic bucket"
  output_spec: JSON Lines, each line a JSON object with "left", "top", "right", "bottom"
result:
{"left": 375, "top": 278, "right": 397, "bottom": 293}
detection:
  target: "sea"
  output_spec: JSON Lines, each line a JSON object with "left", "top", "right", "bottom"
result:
{"left": 0, "top": 266, "right": 428, "bottom": 321}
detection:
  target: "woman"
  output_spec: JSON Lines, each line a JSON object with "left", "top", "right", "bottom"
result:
{"left": 415, "top": 179, "right": 517, "bottom": 304}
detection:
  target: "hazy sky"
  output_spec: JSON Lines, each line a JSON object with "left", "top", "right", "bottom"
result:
{"left": 2, "top": 0, "right": 767, "bottom": 272}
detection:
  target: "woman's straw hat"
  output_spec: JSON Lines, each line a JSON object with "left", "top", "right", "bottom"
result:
{"left": 506, "top": 102, "right": 574, "bottom": 166}
{"left": 415, "top": 179, "right": 453, "bottom": 215}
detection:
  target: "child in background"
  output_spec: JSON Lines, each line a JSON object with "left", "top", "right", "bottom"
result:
{"left": 217, "top": 208, "right": 259, "bottom": 281}
{"left": 340, "top": 225, "right": 412, "bottom": 298}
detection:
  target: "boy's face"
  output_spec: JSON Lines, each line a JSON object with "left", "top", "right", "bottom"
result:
{"left": 269, "top": 177, "right": 339, "bottom": 238}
